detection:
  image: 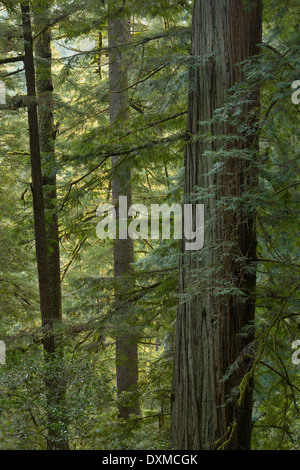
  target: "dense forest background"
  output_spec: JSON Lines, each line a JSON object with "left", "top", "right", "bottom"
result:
{"left": 0, "top": 0, "right": 299, "bottom": 451}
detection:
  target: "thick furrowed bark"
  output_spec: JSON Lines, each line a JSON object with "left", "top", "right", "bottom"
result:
{"left": 172, "top": 0, "right": 262, "bottom": 450}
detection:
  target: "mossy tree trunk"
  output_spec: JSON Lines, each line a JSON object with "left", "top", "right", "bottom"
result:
{"left": 22, "top": 1, "right": 69, "bottom": 450}
{"left": 34, "top": 2, "right": 69, "bottom": 450}
{"left": 108, "top": 3, "right": 140, "bottom": 419}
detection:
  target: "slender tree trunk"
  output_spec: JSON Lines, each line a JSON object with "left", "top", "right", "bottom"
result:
{"left": 35, "top": 5, "right": 62, "bottom": 337}
{"left": 108, "top": 5, "right": 139, "bottom": 418}
{"left": 34, "top": 3, "right": 69, "bottom": 451}
{"left": 21, "top": 1, "right": 53, "bottom": 353}
{"left": 21, "top": 2, "right": 68, "bottom": 450}
{"left": 171, "top": 0, "right": 262, "bottom": 450}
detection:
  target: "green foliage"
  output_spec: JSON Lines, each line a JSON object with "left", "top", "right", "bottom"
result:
{"left": 0, "top": 0, "right": 299, "bottom": 451}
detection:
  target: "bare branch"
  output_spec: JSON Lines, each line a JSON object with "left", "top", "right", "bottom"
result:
{"left": 0, "top": 55, "right": 24, "bottom": 64}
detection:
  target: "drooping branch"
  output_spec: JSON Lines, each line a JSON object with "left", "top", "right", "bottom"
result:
{"left": 66, "top": 132, "right": 186, "bottom": 188}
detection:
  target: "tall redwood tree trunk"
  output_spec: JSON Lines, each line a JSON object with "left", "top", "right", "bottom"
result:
{"left": 172, "top": 0, "right": 262, "bottom": 450}
{"left": 108, "top": 4, "right": 139, "bottom": 419}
